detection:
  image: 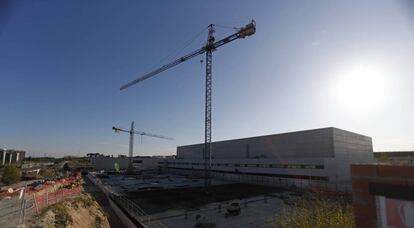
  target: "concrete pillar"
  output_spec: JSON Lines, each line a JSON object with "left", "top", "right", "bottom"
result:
{"left": 1, "top": 151, "right": 5, "bottom": 166}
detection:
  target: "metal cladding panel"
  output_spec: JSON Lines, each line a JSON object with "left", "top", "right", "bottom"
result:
{"left": 332, "top": 128, "right": 374, "bottom": 163}
{"left": 177, "top": 128, "right": 336, "bottom": 159}
{"left": 333, "top": 128, "right": 373, "bottom": 157}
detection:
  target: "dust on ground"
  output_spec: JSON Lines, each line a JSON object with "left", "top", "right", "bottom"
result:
{"left": 27, "top": 193, "right": 110, "bottom": 228}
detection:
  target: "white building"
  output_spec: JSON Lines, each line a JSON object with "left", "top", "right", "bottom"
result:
{"left": 0, "top": 149, "right": 25, "bottom": 166}
{"left": 165, "top": 127, "right": 374, "bottom": 191}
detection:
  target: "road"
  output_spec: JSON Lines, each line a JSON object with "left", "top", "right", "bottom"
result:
{"left": 0, "top": 194, "right": 34, "bottom": 228}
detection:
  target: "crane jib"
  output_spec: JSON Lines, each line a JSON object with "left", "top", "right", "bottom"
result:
{"left": 119, "top": 20, "right": 255, "bottom": 90}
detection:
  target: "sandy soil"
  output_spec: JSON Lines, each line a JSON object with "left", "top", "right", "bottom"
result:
{"left": 27, "top": 193, "right": 110, "bottom": 228}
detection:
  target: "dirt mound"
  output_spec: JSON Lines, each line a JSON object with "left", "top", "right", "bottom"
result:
{"left": 28, "top": 193, "right": 110, "bottom": 228}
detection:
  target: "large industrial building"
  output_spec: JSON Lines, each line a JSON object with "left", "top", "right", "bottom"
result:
{"left": 0, "top": 149, "right": 25, "bottom": 166}
{"left": 165, "top": 127, "right": 374, "bottom": 190}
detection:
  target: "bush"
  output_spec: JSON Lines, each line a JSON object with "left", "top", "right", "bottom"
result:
{"left": 1, "top": 165, "right": 21, "bottom": 185}
{"left": 71, "top": 193, "right": 94, "bottom": 208}
{"left": 274, "top": 197, "right": 354, "bottom": 228}
{"left": 49, "top": 203, "right": 73, "bottom": 228}
{"left": 95, "top": 216, "right": 102, "bottom": 228}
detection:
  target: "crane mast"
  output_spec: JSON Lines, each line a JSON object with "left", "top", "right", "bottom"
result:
{"left": 120, "top": 20, "right": 256, "bottom": 186}
{"left": 204, "top": 24, "right": 214, "bottom": 186}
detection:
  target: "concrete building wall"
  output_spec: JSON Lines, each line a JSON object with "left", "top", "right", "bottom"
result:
{"left": 178, "top": 128, "right": 335, "bottom": 159}
{"left": 167, "top": 158, "right": 326, "bottom": 176}
{"left": 324, "top": 128, "right": 374, "bottom": 183}
{"left": 90, "top": 156, "right": 163, "bottom": 171}
{"left": 169, "top": 127, "right": 374, "bottom": 190}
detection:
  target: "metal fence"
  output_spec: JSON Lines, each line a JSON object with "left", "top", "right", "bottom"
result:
{"left": 168, "top": 169, "right": 351, "bottom": 195}
{"left": 32, "top": 187, "right": 82, "bottom": 214}
{"left": 110, "top": 193, "right": 167, "bottom": 228}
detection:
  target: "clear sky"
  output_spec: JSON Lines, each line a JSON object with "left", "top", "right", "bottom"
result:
{"left": 1, "top": 0, "right": 414, "bottom": 157}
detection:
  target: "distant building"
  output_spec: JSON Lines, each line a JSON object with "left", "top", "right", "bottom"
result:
{"left": 0, "top": 149, "right": 25, "bottom": 166}
{"left": 90, "top": 156, "right": 164, "bottom": 171}
{"left": 166, "top": 127, "right": 374, "bottom": 191}
{"left": 86, "top": 153, "right": 104, "bottom": 158}
{"left": 374, "top": 151, "right": 414, "bottom": 165}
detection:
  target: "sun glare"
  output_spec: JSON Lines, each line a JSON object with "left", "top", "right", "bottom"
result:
{"left": 332, "top": 63, "right": 390, "bottom": 113}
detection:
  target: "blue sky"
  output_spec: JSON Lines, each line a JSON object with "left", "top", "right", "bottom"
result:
{"left": 1, "top": 0, "right": 414, "bottom": 157}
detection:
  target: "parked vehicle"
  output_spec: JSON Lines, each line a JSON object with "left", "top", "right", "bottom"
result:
{"left": 225, "top": 200, "right": 241, "bottom": 216}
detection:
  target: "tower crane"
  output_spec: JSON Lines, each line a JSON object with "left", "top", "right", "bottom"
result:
{"left": 120, "top": 20, "right": 256, "bottom": 186}
{"left": 112, "top": 121, "right": 173, "bottom": 171}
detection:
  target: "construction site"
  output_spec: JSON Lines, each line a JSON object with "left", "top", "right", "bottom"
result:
{"left": 3, "top": 1, "right": 414, "bottom": 227}
{"left": 84, "top": 20, "right": 363, "bottom": 228}
{"left": 88, "top": 170, "right": 311, "bottom": 227}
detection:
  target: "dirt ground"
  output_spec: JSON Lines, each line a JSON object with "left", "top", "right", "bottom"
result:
{"left": 27, "top": 193, "right": 110, "bottom": 228}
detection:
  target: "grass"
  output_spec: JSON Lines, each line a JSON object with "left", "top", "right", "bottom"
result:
{"left": 71, "top": 193, "right": 94, "bottom": 208}
{"left": 274, "top": 196, "right": 354, "bottom": 228}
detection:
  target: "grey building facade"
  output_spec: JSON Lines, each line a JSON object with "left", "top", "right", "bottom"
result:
{"left": 166, "top": 127, "right": 374, "bottom": 191}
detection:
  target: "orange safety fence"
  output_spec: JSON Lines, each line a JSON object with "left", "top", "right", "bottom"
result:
{"left": 26, "top": 173, "right": 82, "bottom": 194}
{"left": 33, "top": 186, "right": 82, "bottom": 214}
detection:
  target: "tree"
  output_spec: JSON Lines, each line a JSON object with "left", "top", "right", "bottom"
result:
{"left": 1, "top": 165, "right": 22, "bottom": 185}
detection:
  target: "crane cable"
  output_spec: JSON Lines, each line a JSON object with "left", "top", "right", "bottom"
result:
{"left": 148, "top": 26, "right": 209, "bottom": 72}
{"left": 213, "top": 24, "right": 240, "bottom": 31}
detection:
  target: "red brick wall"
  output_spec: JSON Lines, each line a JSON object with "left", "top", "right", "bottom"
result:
{"left": 351, "top": 164, "right": 414, "bottom": 228}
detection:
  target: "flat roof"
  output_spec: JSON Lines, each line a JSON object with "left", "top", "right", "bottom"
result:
{"left": 178, "top": 127, "right": 370, "bottom": 148}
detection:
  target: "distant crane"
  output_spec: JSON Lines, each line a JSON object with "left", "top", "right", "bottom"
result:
{"left": 120, "top": 20, "right": 256, "bottom": 186}
{"left": 112, "top": 121, "right": 173, "bottom": 171}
